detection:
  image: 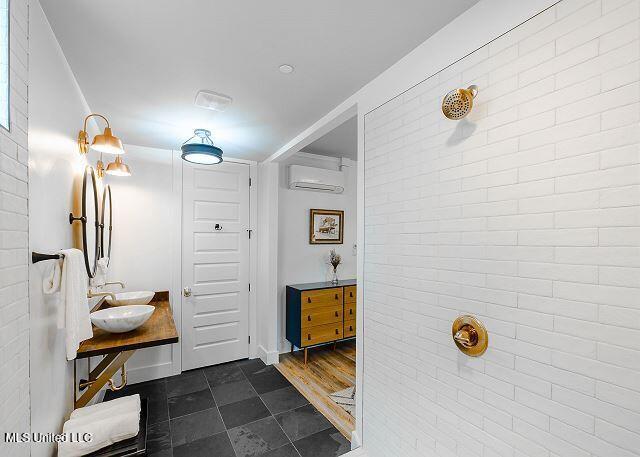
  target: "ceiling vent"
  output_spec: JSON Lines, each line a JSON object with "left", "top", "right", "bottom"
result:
{"left": 194, "top": 90, "right": 233, "bottom": 112}
{"left": 289, "top": 165, "right": 344, "bottom": 194}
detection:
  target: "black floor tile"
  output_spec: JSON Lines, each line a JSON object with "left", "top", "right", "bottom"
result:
{"left": 260, "top": 444, "right": 301, "bottom": 457}
{"left": 247, "top": 366, "right": 291, "bottom": 394}
{"left": 146, "top": 420, "right": 172, "bottom": 454}
{"left": 212, "top": 379, "right": 258, "bottom": 406}
{"left": 219, "top": 396, "right": 271, "bottom": 429}
{"left": 170, "top": 407, "right": 225, "bottom": 447}
{"left": 293, "top": 427, "right": 350, "bottom": 457}
{"left": 147, "top": 449, "right": 173, "bottom": 457}
{"left": 275, "top": 404, "right": 333, "bottom": 442}
{"left": 228, "top": 416, "right": 289, "bottom": 457}
{"left": 104, "top": 378, "right": 166, "bottom": 402}
{"left": 204, "top": 361, "right": 246, "bottom": 386}
{"left": 148, "top": 398, "right": 169, "bottom": 425}
{"left": 168, "top": 388, "right": 215, "bottom": 419}
{"left": 237, "top": 358, "right": 267, "bottom": 376}
{"left": 166, "top": 370, "right": 209, "bottom": 398}
{"left": 172, "top": 432, "right": 236, "bottom": 457}
{"left": 260, "top": 386, "right": 309, "bottom": 415}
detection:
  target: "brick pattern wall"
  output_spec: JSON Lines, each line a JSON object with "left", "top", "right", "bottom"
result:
{"left": 363, "top": 1, "right": 640, "bottom": 456}
{"left": 0, "top": 0, "right": 28, "bottom": 455}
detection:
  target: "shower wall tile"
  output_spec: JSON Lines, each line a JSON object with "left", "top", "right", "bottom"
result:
{"left": 362, "top": 1, "right": 640, "bottom": 456}
{"left": 0, "top": 1, "right": 29, "bottom": 456}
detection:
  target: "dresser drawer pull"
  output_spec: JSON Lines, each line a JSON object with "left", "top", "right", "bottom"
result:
{"left": 349, "top": 325, "right": 353, "bottom": 331}
{"left": 335, "top": 328, "right": 339, "bottom": 335}
{"left": 308, "top": 334, "right": 311, "bottom": 341}
{"left": 350, "top": 292, "right": 353, "bottom": 297}
{"left": 307, "top": 297, "right": 311, "bottom": 303}
{"left": 335, "top": 293, "right": 339, "bottom": 300}
{"left": 334, "top": 311, "right": 339, "bottom": 317}
{"left": 349, "top": 309, "right": 353, "bottom": 315}
{"left": 308, "top": 315, "right": 311, "bottom": 321}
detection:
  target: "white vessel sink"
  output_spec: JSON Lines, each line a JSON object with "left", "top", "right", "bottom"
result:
{"left": 91, "top": 305, "right": 155, "bottom": 333}
{"left": 106, "top": 291, "right": 155, "bottom": 306}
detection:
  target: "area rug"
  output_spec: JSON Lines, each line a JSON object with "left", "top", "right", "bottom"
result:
{"left": 329, "top": 386, "right": 355, "bottom": 416}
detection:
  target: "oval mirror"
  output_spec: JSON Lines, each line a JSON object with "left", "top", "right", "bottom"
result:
{"left": 100, "top": 185, "right": 113, "bottom": 266}
{"left": 69, "top": 165, "right": 100, "bottom": 278}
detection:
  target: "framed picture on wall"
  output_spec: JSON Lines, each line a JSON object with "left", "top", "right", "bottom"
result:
{"left": 310, "top": 209, "right": 344, "bottom": 244}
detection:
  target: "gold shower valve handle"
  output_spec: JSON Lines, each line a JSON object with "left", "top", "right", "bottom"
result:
{"left": 452, "top": 315, "right": 488, "bottom": 357}
{"left": 454, "top": 325, "right": 478, "bottom": 348}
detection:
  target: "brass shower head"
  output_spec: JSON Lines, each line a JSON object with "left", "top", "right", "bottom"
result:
{"left": 442, "top": 85, "right": 478, "bottom": 120}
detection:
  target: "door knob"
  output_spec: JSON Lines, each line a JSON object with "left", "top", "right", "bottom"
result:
{"left": 214, "top": 223, "right": 222, "bottom": 231}
{"left": 183, "top": 287, "right": 192, "bottom": 297}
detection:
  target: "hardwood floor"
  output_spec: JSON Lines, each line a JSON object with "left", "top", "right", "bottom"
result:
{"left": 275, "top": 340, "right": 356, "bottom": 441}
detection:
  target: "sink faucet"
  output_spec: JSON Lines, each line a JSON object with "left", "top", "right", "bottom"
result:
{"left": 98, "top": 281, "right": 125, "bottom": 289}
{"left": 87, "top": 290, "right": 117, "bottom": 301}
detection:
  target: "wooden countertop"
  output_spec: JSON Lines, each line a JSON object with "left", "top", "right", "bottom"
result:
{"left": 286, "top": 279, "right": 356, "bottom": 291}
{"left": 76, "top": 291, "right": 179, "bottom": 359}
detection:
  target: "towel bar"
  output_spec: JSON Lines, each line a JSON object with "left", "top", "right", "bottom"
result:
{"left": 32, "top": 252, "right": 64, "bottom": 264}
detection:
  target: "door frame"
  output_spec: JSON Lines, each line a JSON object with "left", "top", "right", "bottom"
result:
{"left": 170, "top": 153, "right": 258, "bottom": 376}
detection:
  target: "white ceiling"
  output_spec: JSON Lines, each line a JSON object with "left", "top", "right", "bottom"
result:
{"left": 303, "top": 115, "right": 357, "bottom": 160}
{"left": 40, "top": 0, "right": 479, "bottom": 161}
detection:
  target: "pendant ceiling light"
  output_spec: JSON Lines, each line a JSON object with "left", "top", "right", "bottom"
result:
{"left": 181, "top": 129, "right": 223, "bottom": 165}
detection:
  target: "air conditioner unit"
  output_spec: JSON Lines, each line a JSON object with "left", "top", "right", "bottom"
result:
{"left": 288, "top": 165, "right": 345, "bottom": 194}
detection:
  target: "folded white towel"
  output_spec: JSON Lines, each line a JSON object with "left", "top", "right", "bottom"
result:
{"left": 89, "top": 257, "right": 109, "bottom": 288}
{"left": 58, "top": 409, "right": 140, "bottom": 457}
{"left": 70, "top": 394, "right": 140, "bottom": 421}
{"left": 42, "top": 257, "right": 62, "bottom": 295}
{"left": 59, "top": 249, "right": 93, "bottom": 361}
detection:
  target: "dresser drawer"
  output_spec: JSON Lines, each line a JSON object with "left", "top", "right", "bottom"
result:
{"left": 302, "top": 305, "right": 343, "bottom": 329}
{"left": 344, "top": 303, "right": 356, "bottom": 319}
{"left": 301, "top": 323, "right": 343, "bottom": 347}
{"left": 344, "top": 286, "right": 357, "bottom": 304}
{"left": 301, "top": 288, "right": 343, "bottom": 310}
{"left": 344, "top": 319, "right": 356, "bottom": 338}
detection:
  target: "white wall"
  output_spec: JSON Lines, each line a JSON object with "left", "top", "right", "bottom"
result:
{"left": 0, "top": 0, "right": 28, "bottom": 455}
{"left": 105, "top": 144, "right": 180, "bottom": 382}
{"left": 28, "top": 1, "right": 97, "bottom": 456}
{"left": 277, "top": 153, "right": 357, "bottom": 351}
{"left": 362, "top": 1, "right": 640, "bottom": 457}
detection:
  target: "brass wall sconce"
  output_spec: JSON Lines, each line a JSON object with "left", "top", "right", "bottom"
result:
{"left": 452, "top": 315, "right": 488, "bottom": 357}
{"left": 78, "top": 113, "right": 124, "bottom": 155}
{"left": 442, "top": 85, "right": 478, "bottom": 120}
{"left": 78, "top": 113, "right": 132, "bottom": 177}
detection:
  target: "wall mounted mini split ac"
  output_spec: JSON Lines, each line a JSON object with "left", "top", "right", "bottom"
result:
{"left": 289, "top": 165, "right": 345, "bottom": 193}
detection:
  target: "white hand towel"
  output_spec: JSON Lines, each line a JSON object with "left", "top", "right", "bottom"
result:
{"left": 58, "top": 410, "right": 140, "bottom": 457}
{"left": 70, "top": 394, "right": 140, "bottom": 420}
{"left": 60, "top": 249, "right": 93, "bottom": 361}
{"left": 42, "top": 257, "right": 62, "bottom": 295}
{"left": 89, "top": 257, "right": 109, "bottom": 288}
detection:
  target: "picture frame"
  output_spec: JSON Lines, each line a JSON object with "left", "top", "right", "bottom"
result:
{"left": 309, "top": 209, "right": 344, "bottom": 244}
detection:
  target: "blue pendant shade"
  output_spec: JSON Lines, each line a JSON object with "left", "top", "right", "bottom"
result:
{"left": 181, "top": 129, "right": 223, "bottom": 165}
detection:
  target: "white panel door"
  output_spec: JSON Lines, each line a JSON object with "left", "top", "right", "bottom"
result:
{"left": 182, "top": 161, "right": 250, "bottom": 371}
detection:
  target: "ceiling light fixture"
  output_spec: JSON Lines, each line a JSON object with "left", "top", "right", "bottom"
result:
{"left": 279, "top": 64, "right": 294, "bottom": 74}
{"left": 106, "top": 155, "right": 132, "bottom": 176}
{"left": 194, "top": 90, "right": 233, "bottom": 112}
{"left": 78, "top": 113, "right": 124, "bottom": 155}
{"left": 181, "top": 129, "right": 223, "bottom": 165}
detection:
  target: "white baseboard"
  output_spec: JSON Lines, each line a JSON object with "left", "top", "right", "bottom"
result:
{"left": 351, "top": 430, "right": 362, "bottom": 449}
{"left": 126, "top": 362, "right": 174, "bottom": 384}
{"left": 258, "top": 345, "right": 280, "bottom": 365}
{"left": 345, "top": 447, "right": 367, "bottom": 456}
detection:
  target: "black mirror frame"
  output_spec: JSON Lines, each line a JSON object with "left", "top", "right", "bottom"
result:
{"left": 100, "top": 184, "right": 113, "bottom": 266}
{"left": 69, "top": 165, "right": 100, "bottom": 278}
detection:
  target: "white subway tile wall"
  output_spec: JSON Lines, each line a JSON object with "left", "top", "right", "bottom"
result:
{"left": 0, "top": 0, "right": 28, "bottom": 456}
{"left": 363, "top": 1, "right": 640, "bottom": 456}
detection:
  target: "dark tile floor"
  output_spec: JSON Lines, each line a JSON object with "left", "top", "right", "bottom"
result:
{"left": 104, "top": 358, "right": 351, "bottom": 457}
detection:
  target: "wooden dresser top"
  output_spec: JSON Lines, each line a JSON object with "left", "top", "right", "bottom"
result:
{"left": 287, "top": 279, "right": 356, "bottom": 291}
